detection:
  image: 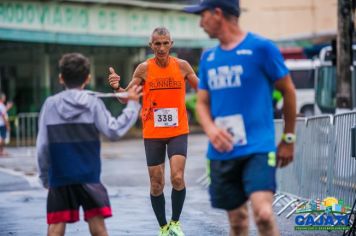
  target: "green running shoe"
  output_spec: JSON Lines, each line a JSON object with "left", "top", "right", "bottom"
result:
{"left": 169, "top": 221, "right": 185, "bottom": 236}
{"left": 158, "top": 224, "right": 170, "bottom": 236}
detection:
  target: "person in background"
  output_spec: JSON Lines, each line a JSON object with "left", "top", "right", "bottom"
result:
{"left": 0, "top": 92, "right": 10, "bottom": 156}
{"left": 184, "top": 0, "right": 296, "bottom": 235}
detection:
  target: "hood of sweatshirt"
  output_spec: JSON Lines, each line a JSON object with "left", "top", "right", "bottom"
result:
{"left": 55, "top": 89, "right": 94, "bottom": 120}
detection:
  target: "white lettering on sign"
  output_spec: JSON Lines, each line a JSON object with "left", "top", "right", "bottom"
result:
{"left": 0, "top": 1, "right": 206, "bottom": 39}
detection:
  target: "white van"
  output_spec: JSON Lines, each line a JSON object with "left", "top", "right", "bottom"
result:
{"left": 285, "top": 59, "right": 318, "bottom": 116}
{"left": 314, "top": 45, "right": 356, "bottom": 114}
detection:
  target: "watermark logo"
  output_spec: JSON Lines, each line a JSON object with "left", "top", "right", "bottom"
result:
{"left": 294, "top": 197, "right": 351, "bottom": 231}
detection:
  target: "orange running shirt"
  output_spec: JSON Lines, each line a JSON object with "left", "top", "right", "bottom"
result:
{"left": 141, "top": 57, "right": 189, "bottom": 138}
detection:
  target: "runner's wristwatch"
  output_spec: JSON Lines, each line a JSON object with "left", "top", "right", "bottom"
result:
{"left": 281, "top": 133, "right": 296, "bottom": 144}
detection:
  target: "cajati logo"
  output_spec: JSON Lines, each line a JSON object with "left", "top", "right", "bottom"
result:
{"left": 293, "top": 197, "right": 351, "bottom": 231}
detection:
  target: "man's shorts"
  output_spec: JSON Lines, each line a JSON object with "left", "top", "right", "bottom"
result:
{"left": 144, "top": 134, "right": 188, "bottom": 166}
{"left": 209, "top": 153, "right": 276, "bottom": 210}
{"left": 47, "top": 183, "right": 112, "bottom": 224}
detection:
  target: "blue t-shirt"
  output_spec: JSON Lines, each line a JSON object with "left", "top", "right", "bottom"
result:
{"left": 199, "top": 32, "right": 289, "bottom": 160}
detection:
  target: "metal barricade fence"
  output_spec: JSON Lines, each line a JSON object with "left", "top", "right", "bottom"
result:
{"left": 275, "top": 118, "right": 306, "bottom": 197}
{"left": 299, "top": 115, "right": 333, "bottom": 201}
{"left": 274, "top": 112, "right": 356, "bottom": 220}
{"left": 329, "top": 111, "right": 356, "bottom": 206}
{"left": 274, "top": 118, "right": 309, "bottom": 217}
{"left": 15, "top": 112, "right": 39, "bottom": 147}
{"left": 274, "top": 115, "right": 336, "bottom": 217}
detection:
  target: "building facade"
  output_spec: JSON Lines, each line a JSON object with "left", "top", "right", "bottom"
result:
{"left": 0, "top": 0, "right": 337, "bottom": 114}
{"left": 0, "top": 0, "right": 211, "bottom": 114}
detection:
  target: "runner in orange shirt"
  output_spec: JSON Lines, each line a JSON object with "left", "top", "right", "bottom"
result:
{"left": 108, "top": 27, "right": 198, "bottom": 236}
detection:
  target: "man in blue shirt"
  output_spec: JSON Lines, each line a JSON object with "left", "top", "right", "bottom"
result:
{"left": 184, "top": 0, "right": 296, "bottom": 235}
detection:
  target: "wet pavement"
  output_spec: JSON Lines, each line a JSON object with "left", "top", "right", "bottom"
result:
{"left": 0, "top": 134, "right": 346, "bottom": 235}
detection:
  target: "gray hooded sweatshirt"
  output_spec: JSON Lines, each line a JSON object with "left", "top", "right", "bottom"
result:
{"left": 36, "top": 89, "right": 140, "bottom": 188}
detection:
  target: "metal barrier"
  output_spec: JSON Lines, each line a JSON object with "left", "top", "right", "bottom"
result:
{"left": 275, "top": 118, "right": 306, "bottom": 198}
{"left": 330, "top": 111, "right": 356, "bottom": 206}
{"left": 274, "top": 112, "right": 356, "bottom": 220}
{"left": 274, "top": 118, "right": 309, "bottom": 217}
{"left": 299, "top": 115, "right": 333, "bottom": 201}
{"left": 15, "top": 112, "right": 39, "bottom": 147}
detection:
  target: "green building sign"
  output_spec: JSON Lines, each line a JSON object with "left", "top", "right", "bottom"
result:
{"left": 0, "top": 1, "right": 214, "bottom": 47}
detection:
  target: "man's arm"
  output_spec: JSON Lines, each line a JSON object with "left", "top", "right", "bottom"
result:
{"left": 108, "top": 63, "right": 146, "bottom": 103}
{"left": 274, "top": 74, "right": 297, "bottom": 167}
{"left": 5, "top": 101, "right": 13, "bottom": 112}
{"left": 126, "top": 63, "right": 146, "bottom": 90}
{"left": 196, "top": 89, "right": 233, "bottom": 152}
{"left": 178, "top": 59, "right": 199, "bottom": 91}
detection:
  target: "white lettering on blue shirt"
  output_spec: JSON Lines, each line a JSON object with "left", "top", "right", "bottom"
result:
{"left": 208, "top": 65, "right": 243, "bottom": 90}
{"left": 236, "top": 49, "right": 253, "bottom": 55}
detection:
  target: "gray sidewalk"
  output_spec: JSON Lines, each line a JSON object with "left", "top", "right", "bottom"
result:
{"left": 0, "top": 134, "right": 344, "bottom": 236}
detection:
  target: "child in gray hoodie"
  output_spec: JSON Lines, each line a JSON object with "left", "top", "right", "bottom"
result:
{"left": 36, "top": 53, "right": 142, "bottom": 236}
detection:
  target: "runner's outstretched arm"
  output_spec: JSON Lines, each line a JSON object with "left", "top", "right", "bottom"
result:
{"left": 108, "top": 63, "right": 146, "bottom": 104}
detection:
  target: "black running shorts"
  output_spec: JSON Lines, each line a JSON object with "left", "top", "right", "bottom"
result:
{"left": 209, "top": 153, "right": 276, "bottom": 210}
{"left": 144, "top": 134, "right": 188, "bottom": 166}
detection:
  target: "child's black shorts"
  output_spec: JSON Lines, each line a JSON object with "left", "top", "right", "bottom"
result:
{"left": 47, "top": 183, "right": 112, "bottom": 224}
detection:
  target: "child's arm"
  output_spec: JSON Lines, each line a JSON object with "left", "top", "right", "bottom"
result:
{"left": 94, "top": 85, "right": 142, "bottom": 140}
{"left": 36, "top": 101, "right": 50, "bottom": 188}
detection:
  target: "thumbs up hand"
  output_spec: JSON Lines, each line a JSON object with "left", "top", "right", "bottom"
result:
{"left": 108, "top": 67, "right": 121, "bottom": 90}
